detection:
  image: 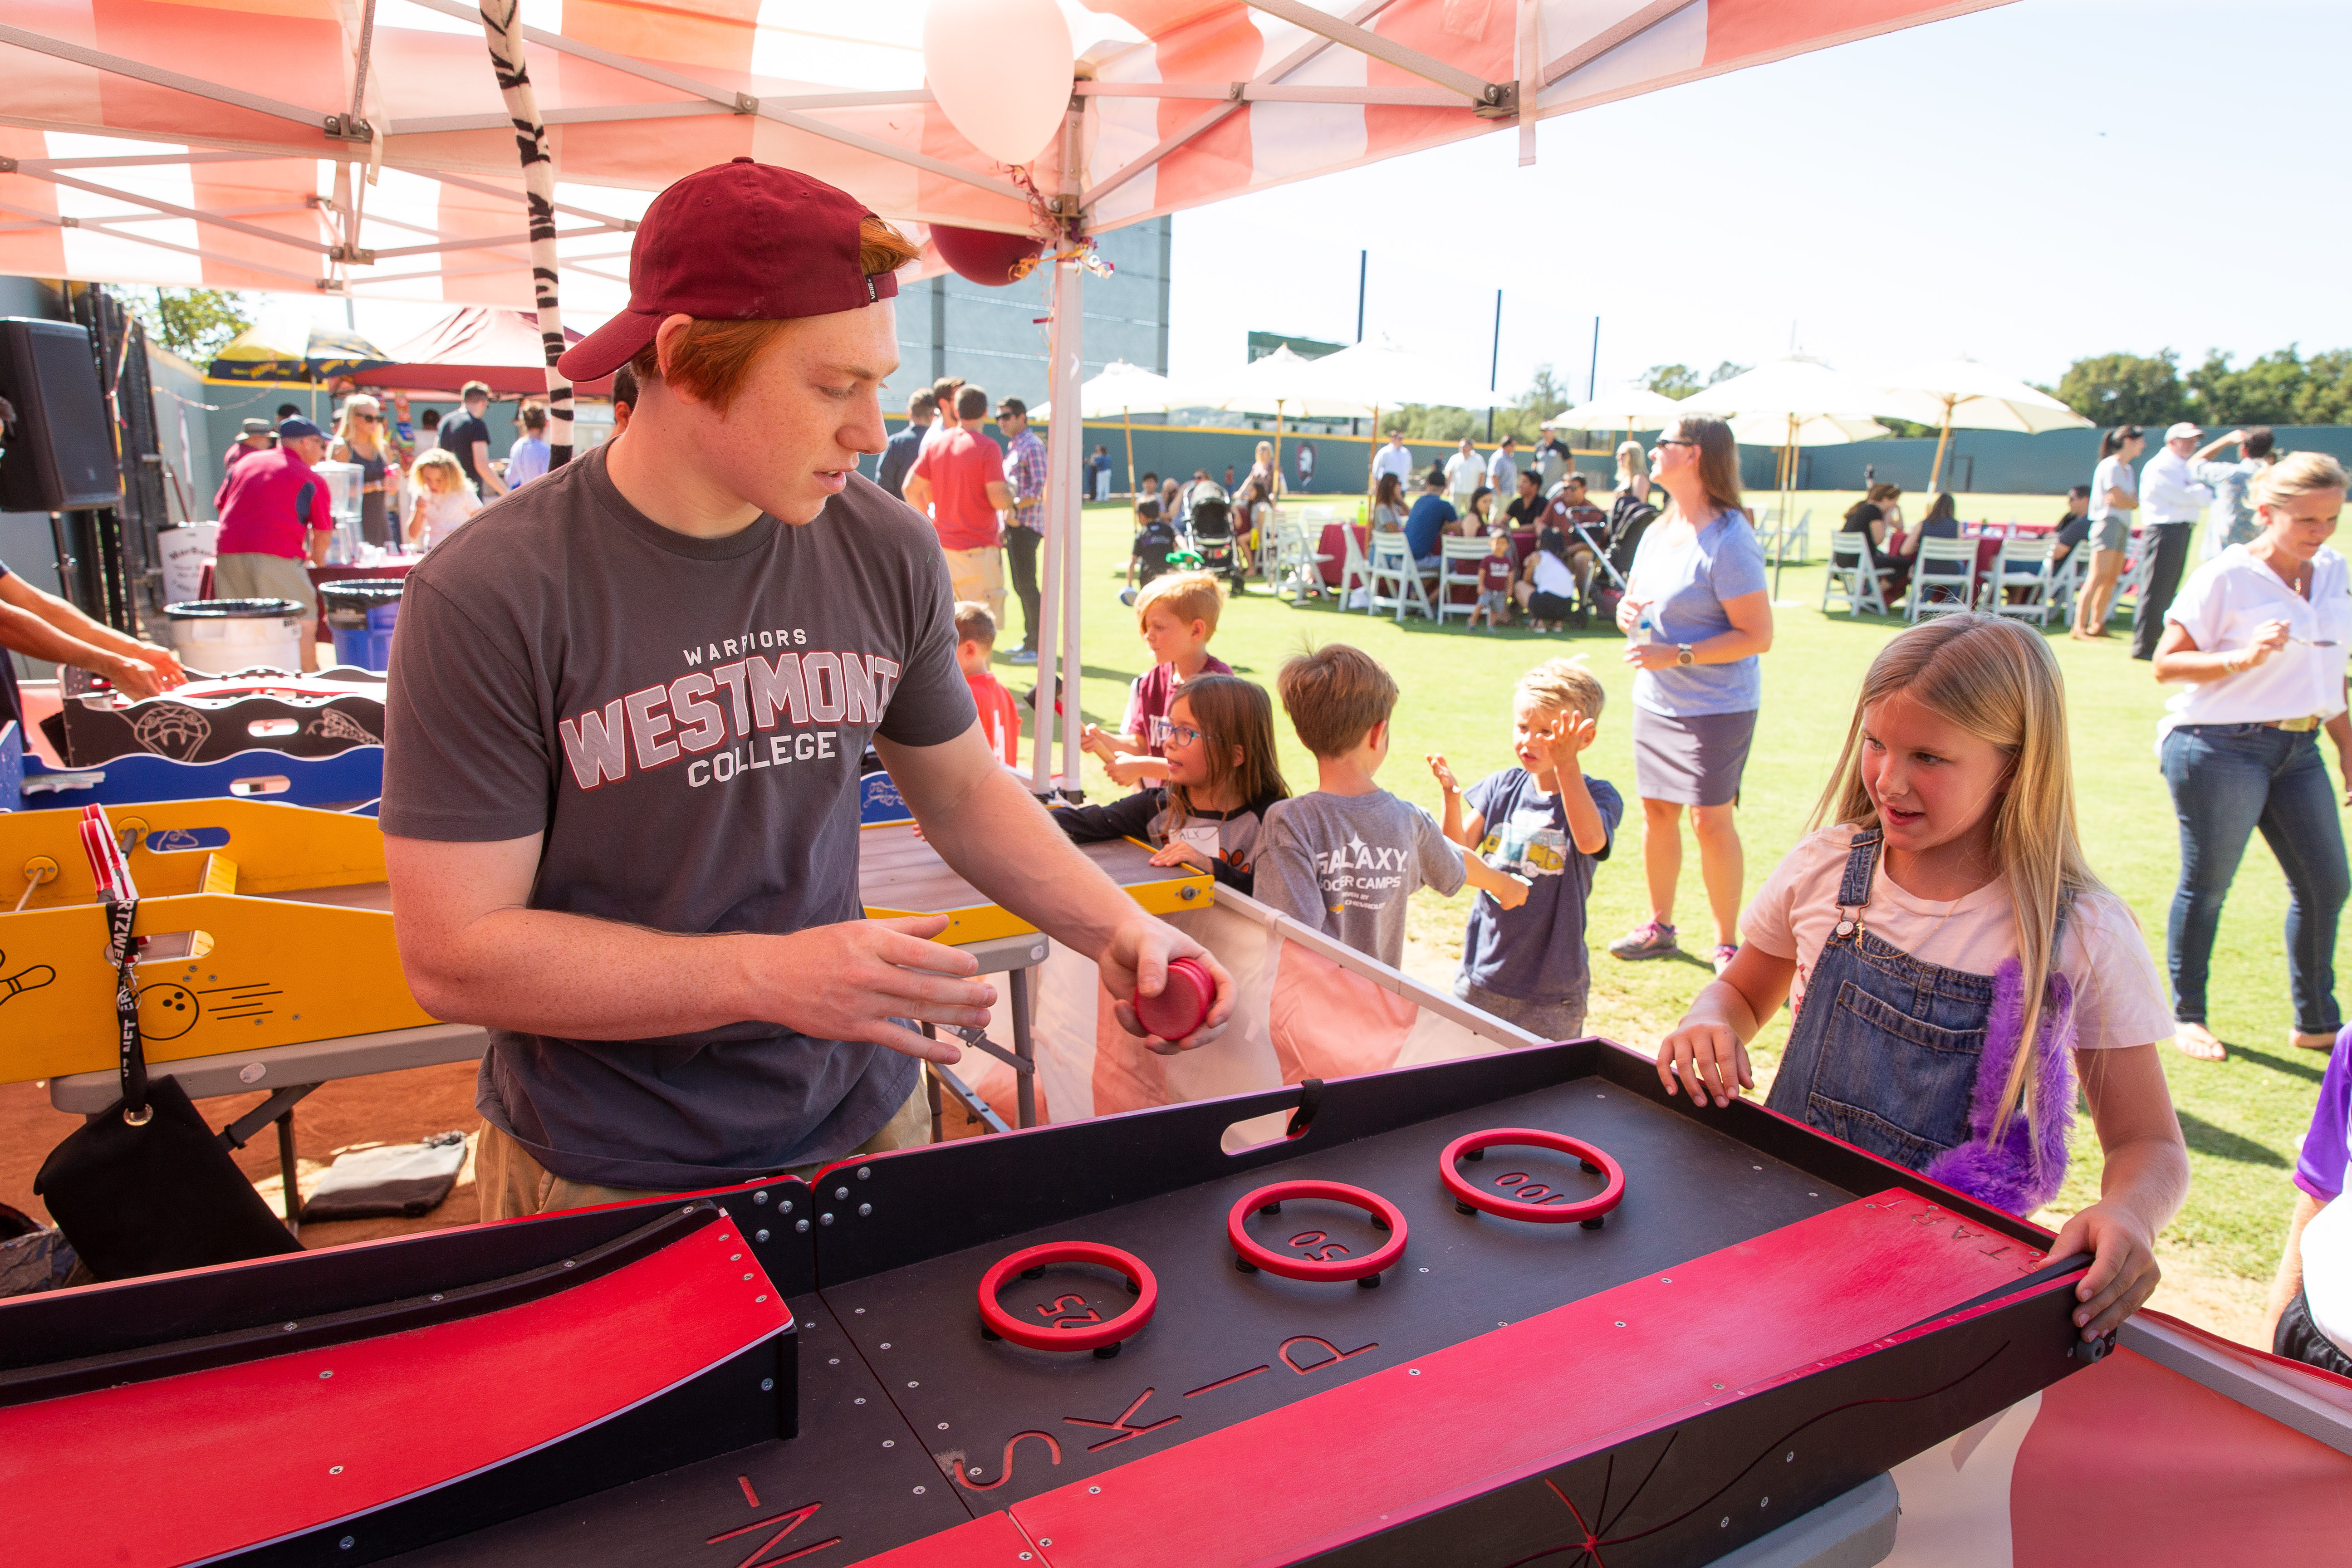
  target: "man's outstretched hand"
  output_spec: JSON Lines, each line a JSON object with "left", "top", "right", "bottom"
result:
{"left": 1098, "top": 915, "right": 1235, "bottom": 1055}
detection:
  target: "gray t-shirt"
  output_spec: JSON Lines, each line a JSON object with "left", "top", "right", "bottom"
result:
{"left": 380, "top": 445, "right": 976, "bottom": 1190}
{"left": 1251, "top": 789, "right": 1466, "bottom": 970}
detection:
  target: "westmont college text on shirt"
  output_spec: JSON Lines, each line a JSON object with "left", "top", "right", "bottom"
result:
{"left": 559, "top": 629, "right": 904, "bottom": 792}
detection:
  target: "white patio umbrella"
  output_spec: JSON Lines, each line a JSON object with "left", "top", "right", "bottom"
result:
{"left": 1683, "top": 356, "right": 1907, "bottom": 595}
{"left": 1203, "top": 346, "right": 1380, "bottom": 488}
{"left": 1544, "top": 386, "right": 1689, "bottom": 434}
{"left": 1285, "top": 331, "right": 1498, "bottom": 493}
{"left": 1879, "top": 357, "right": 2092, "bottom": 492}
{"left": 1033, "top": 361, "right": 1215, "bottom": 497}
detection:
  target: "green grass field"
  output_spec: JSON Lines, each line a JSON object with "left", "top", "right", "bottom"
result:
{"left": 1001, "top": 490, "right": 2337, "bottom": 1341}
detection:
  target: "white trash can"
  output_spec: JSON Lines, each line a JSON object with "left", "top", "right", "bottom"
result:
{"left": 162, "top": 598, "right": 306, "bottom": 676}
{"left": 154, "top": 523, "right": 221, "bottom": 607}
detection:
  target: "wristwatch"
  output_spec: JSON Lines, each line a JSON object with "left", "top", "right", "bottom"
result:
{"left": 1676, "top": 643, "right": 1695, "bottom": 667}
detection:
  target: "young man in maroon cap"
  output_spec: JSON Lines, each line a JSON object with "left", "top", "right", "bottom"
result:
{"left": 379, "top": 159, "right": 1233, "bottom": 1216}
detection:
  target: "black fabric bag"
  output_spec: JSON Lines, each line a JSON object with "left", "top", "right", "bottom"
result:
{"left": 32, "top": 898, "right": 303, "bottom": 1281}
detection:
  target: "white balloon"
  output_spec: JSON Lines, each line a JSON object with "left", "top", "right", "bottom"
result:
{"left": 921, "top": 0, "right": 1074, "bottom": 168}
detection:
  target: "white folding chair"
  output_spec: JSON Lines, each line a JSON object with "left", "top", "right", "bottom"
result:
{"left": 1269, "top": 519, "right": 1332, "bottom": 603}
{"left": 2047, "top": 544, "right": 2087, "bottom": 622}
{"left": 1341, "top": 528, "right": 1379, "bottom": 607}
{"left": 1907, "top": 536, "right": 1979, "bottom": 622}
{"left": 1436, "top": 535, "right": 1490, "bottom": 624}
{"left": 1782, "top": 509, "right": 1813, "bottom": 565}
{"left": 1821, "top": 534, "right": 1890, "bottom": 617}
{"left": 1981, "top": 539, "right": 2056, "bottom": 625}
{"left": 1367, "top": 536, "right": 1434, "bottom": 622}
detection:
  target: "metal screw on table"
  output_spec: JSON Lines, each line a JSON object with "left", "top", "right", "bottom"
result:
{"left": 938, "top": 1423, "right": 949, "bottom": 1430}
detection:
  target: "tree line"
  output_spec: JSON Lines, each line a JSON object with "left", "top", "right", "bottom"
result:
{"left": 2048, "top": 346, "right": 2352, "bottom": 430}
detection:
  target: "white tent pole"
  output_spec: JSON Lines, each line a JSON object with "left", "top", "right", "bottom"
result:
{"left": 1030, "top": 305, "right": 1067, "bottom": 794}
{"left": 1057, "top": 256, "right": 1087, "bottom": 794}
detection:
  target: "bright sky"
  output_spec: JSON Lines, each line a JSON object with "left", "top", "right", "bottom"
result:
{"left": 274, "top": 1, "right": 2345, "bottom": 412}
{"left": 1164, "top": 0, "right": 2352, "bottom": 407}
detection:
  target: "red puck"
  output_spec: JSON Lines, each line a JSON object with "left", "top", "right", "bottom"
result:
{"left": 1134, "top": 956, "right": 1215, "bottom": 1041}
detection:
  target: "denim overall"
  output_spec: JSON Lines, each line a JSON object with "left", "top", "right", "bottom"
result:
{"left": 1765, "top": 828, "right": 2076, "bottom": 1215}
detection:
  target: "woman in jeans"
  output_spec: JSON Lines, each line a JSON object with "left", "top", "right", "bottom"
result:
{"left": 1610, "top": 414, "right": 1775, "bottom": 974}
{"left": 2152, "top": 452, "right": 2352, "bottom": 1061}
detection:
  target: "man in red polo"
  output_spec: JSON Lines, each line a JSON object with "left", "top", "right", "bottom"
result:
{"left": 213, "top": 416, "right": 334, "bottom": 671}
{"left": 379, "top": 160, "right": 1231, "bottom": 1217}
{"left": 903, "top": 384, "right": 1011, "bottom": 630}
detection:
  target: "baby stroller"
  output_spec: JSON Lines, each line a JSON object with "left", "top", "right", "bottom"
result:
{"left": 1184, "top": 487, "right": 1247, "bottom": 593}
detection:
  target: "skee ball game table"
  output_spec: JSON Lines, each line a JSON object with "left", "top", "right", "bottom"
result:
{"left": 0, "top": 1036, "right": 2112, "bottom": 1568}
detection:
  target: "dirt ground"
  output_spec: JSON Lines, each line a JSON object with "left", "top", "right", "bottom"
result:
{"left": 2, "top": 951, "right": 2265, "bottom": 1348}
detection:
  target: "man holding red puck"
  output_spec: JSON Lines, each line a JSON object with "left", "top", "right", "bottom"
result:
{"left": 381, "top": 159, "right": 1230, "bottom": 1218}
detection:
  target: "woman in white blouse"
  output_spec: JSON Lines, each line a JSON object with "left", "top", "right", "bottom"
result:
{"left": 2152, "top": 452, "right": 2352, "bottom": 1061}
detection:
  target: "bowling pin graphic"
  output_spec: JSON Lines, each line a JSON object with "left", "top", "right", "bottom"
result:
{"left": 0, "top": 952, "right": 57, "bottom": 1006}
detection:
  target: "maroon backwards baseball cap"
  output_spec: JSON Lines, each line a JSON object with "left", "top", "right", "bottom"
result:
{"left": 558, "top": 157, "right": 901, "bottom": 383}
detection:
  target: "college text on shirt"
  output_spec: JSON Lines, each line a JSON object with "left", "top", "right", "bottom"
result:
{"left": 557, "top": 627, "right": 900, "bottom": 792}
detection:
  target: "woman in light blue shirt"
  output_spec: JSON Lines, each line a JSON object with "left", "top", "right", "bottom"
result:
{"left": 1608, "top": 414, "right": 1774, "bottom": 974}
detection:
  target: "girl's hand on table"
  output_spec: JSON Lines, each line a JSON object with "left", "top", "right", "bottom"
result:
{"left": 2047, "top": 1200, "right": 2161, "bottom": 1339}
{"left": 1656, "top": 1017, "right": 1752, "bottom": 1108}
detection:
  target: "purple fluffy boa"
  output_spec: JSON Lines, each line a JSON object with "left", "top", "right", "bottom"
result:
{"left": 1921, "top": 959, "right": 2077, "bottom": 1215}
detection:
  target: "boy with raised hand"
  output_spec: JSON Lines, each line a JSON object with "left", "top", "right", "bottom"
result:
{"left": 1427, "top": 658, "right": 1622, "bottom": 1041}
{"left": 1254, "top": 644, "right": 1529, "bottom": 969}
{"left": 1081, "top": 569, "right": 1230, "bottom": 789}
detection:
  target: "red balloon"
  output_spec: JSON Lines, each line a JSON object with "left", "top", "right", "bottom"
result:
{"left": 931, "top": 223, "right": 1044, "bottom": 287}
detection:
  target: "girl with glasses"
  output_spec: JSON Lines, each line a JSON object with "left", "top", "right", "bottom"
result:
{"left": 1054, "top": 675, "right": 1289, "bottom": 898}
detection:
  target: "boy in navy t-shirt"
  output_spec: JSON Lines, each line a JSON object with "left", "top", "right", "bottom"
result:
{"left": 1427, "top": 657, "right": 1622, "bottom": 1040}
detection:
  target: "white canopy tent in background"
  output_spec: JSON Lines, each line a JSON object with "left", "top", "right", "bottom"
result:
{"left": 1682, "top": 355, "right": 1908, "bottom": 597}
{"left": 1203, "top": 344, "right": 1377, "bottom": 486}
{"left": 1032, "top": 359, "right": 1213, "bottom": 502}
{"left": 1878, "top": 356, "right": 2093, "bottom": 491}
{"left": 1287, "top": 329, "right": 1501, "bottom": 465}
{"left": 0, "top": 0, "right": 2018, "bottom": 794}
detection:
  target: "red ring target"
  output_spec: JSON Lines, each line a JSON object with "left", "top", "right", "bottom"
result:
{"left": 1226, "top": 1181, "right": 1408, "bottom": 1282}
{"left": 1440, "top": 1129, "right": 1624, "bottom": 1224}
{"left": 977, "top": 1243, "right": 1157, "bottom": 1352}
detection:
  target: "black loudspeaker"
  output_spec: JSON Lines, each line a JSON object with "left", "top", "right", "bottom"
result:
{"left": 0, "top": 316, "right": 118, "bottom": 511}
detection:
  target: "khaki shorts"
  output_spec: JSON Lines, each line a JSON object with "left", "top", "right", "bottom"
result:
{"left": 213, "top": 550, "right": 318, "bottom": 620}
{"left": 943, "top": 545, "right": 1006, "bottom": 628}
{"left": 475, "top": 1078, "right": 932, "bottom": 1222}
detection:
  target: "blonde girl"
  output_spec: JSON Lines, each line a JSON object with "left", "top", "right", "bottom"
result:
{"left": 407, "top": 447, "right": 482, "bottom": 551}
{"left": 1658, "top": 612, "right": 2188, "bottom": 1343}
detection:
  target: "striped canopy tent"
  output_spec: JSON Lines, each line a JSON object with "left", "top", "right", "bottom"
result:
{"left": 0, "top": 0, "right": 2014, "bottom": 789}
